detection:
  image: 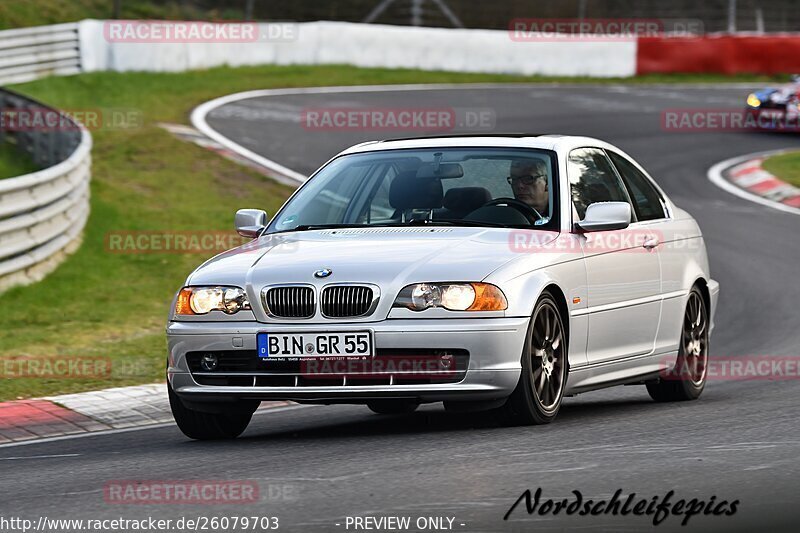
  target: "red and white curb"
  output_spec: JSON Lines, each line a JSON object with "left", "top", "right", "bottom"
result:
{"left": 0, "top": 383, "right": 293, "bottom": 445}
{"left": 708, "top": 148, "right": 800, "bottom": 216}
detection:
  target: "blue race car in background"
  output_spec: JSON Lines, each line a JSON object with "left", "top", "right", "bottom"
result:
{"left": 745, "top": 75, "right": 800, "bottom": 128}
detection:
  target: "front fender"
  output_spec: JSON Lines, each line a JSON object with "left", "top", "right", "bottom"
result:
{"left": 486, "top": 257, "right": 589, "bottom": 368}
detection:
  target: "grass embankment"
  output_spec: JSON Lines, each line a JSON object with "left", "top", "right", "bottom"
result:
{"left": 762, "top": 151, "right": 800, "bottom": 188}
{"left": 0, "top": 141, "right": 38, "bottom": 179}
{"left": 0, "top": 65, "right": 791, "bottom": 401}
{"left": 0, "top": 0, "right": 244, "bottom": 30}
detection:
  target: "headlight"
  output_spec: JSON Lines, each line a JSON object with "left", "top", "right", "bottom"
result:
{"left": 394, "top": 283, "right": 507, "bottom": 312}
{"left": 175, "top": 286, "right": 250, "bottom": 315}
{"left": 746, "top": 94, "right": 761, "bottom": 108}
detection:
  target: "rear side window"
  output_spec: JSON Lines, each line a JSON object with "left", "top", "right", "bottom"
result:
{"left": 567, "top": 147, "right": 633, "bottom": 220}
{"left": 608, "top": 151, "right": 667, "bottom": 221}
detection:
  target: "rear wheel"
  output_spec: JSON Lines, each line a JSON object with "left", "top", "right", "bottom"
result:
{"left": 168, "top": 382, "right": 255, "bottom": 440}
{"left": 501, "top": 291, "right": 568, "bottom": 425}
{"left": 367, "top": 400, "right": 419, "bottom": 415}
{"left": 646, "top": 287, "right": 708, "bottom": 402}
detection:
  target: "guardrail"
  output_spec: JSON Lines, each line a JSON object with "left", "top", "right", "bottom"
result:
{"left": 0, "top": 23, "right": 81, "bottom": 86}
{"left": 5, "top": 20, "right": 799, "bottom": 81}
{"left": 0, "top": 88, "right": 91, "bottom": 292}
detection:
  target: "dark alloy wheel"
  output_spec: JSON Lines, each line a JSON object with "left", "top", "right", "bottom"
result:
{"left": 647, "top": 286, "right": 709, "bottom": 402}
{"left": 502, "top": 291, "right": 568, "bottom": 425}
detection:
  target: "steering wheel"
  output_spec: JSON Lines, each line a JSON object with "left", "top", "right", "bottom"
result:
{"left": 483, "top": 197, "right": 542, "bottom": 224}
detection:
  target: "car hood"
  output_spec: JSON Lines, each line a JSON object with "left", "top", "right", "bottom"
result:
{"left": 190, "top": 227, "right": 558, "bottom": 287}
{"left": 186, "top": 227, "right": 564, "bottom": 322}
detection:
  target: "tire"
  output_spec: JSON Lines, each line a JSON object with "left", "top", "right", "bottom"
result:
{"left": 501, "top": 291, "right": 568, "bottom": 425}
{"left": 168, "top": 382, "right": 254, "bottom": 440}
{"left": 646, "top": 286, "right": 709, "bottom": 402}
{"left": 367, "top": 400, "right": 419, "bottom": 415}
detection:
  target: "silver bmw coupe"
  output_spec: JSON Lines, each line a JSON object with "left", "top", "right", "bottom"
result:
{"left": 167, "top": 135, "right": 719, "bottom": 439}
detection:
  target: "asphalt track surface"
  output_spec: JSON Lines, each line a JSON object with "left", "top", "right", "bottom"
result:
{"left": 3, "top": 85, "right": 800, "bottom": 533}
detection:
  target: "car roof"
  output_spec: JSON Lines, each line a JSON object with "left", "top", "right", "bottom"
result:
{"left": 339, "top": 134, "right": 615, "bottom": 155}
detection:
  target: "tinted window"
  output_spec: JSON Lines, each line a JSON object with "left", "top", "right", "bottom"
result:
{"left": 267, "top": 148, "right": 560, "bottom": 232}
{"left": 608, "top": 151, "right": 667, "bottom": 221}
{"left": 568, "top": 148, "right": 632, "bottom": 220}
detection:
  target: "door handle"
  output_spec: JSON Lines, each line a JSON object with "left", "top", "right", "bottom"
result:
{"left": 643, "top": 235, "right": 660, "bottom": 250}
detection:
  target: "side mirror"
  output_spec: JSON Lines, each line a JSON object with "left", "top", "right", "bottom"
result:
{"left": 235, "top": 209, "right": 268, "bottom": 238}
{"left": 577, "top": 202, "right": 631, "bottom": 232}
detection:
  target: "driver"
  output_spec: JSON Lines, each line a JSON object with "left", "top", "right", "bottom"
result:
{"left": 508, "top": 158, "right": 549, "bottom": 216}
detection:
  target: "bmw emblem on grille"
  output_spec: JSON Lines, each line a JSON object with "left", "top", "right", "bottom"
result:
{"left": 314, "top": 268, "right": 332, "bottom": 279}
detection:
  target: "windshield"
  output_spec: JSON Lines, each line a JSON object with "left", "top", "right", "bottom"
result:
{"left": 267, "top": 147, "right": 559, "bottom": 233}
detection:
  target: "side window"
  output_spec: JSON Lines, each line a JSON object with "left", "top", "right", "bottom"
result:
{"left": 608, "top": 151, "right": 667, "bottom": 221}
{"left": 568, "top": 148, "right": 633, "bottom": 220}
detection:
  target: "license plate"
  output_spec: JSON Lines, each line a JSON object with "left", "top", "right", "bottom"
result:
{"left": 257, "top": 331, "right": 373, "bottom": 359}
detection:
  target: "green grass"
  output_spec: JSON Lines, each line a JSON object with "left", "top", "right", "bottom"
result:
{"left": 0, "top": 141, "right": 38, "bottom": 179}
{"left": 0, "top": 64, "right": 795, "bottom": 401}
{"left": 0, "top": 0, "right": 244, "bottom": 30}
{"left": 762, "top": 151, "right": 800, "bottom": 188}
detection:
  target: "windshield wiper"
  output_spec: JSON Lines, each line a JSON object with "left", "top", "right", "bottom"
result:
{"left": 430, "top": 218, "right": 508, "bottom": 228}
{"left": 276, "top": 223, "right": 370, "bottom": 233}
{"left": 375, "top": 219, "right": 507, "bottom": 228}
{"left": 274, "top": 220, "right": 511, "bottom": 234}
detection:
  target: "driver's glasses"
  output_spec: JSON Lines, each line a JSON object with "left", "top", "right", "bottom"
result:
{"left": 507, "top": 174, "right": 546, "bottom": 186}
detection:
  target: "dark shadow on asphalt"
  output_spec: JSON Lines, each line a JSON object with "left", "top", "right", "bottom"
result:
{"left": 216, "top": 396, "right": 667, "bottom": 444}
{"left": 171, "top": 384, "right": 740, "bottom": 447}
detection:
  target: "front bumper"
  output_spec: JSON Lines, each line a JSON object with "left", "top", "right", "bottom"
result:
{"left": 167, "top": 317, "right": 529, "bottom": 403}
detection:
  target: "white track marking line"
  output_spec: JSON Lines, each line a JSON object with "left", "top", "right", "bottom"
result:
{"left": 190, "top": 84, "right": 527, "bottom": 184}
{"left": 191, "top": 82, "right": 766, "bottom": 186}
{"left": 0, "top": 453, "right": 81, "bottom": 460}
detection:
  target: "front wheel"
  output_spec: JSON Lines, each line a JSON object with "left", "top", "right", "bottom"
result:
{"left": 646, "top": 287, "right": 708, "bottom": 402}
{"left": 500, "top": 291, "right": 568, "bottom": 425}
{"left": 168, "top": 383, "right": 255, "bottom": 440}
